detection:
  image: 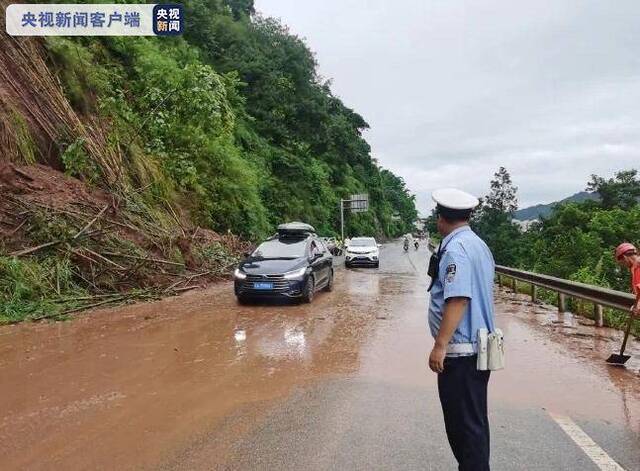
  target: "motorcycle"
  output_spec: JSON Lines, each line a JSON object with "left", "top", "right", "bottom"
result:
{"left": 403, "top": 240, "right": 409, "bottom": 252}
{"left": 414, "top": 240, "right": 419, "bottom": 250}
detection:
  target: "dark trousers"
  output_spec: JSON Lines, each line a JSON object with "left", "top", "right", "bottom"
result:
{"left": 437, "top": 355, "right": 491, "bottom": 471}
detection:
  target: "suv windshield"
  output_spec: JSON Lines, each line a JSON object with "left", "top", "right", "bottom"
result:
{"left": 350, "top": 238, "right": 376, "bottom": 247}
{"left": 252, "top": 238, "right": 307, "bottom": 259}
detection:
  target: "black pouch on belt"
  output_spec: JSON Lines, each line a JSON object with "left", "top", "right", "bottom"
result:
{"left": 427, "top": 245, "right": 441, "bottom": 292}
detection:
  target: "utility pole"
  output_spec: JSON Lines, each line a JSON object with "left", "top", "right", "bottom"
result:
{"left": 340, "top": 199, "right": 345, "bottom": 242}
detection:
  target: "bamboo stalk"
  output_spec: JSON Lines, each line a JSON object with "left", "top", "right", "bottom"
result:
{"left": 83, "top": 248, "right": 126, "bottom": 270}
{"left": 52, "top": 294, "right": 123, "bottom": 303}
{"left": 10, "top": 240, "right": 60, "bottom": 257}
{"left": 8, "top": 218, "right": 28, "bottom": 235}
{"left": 172, "top": 285, "right": 199, "bottom": 292}
{"left": 163, "top": 278, "right": 187, "bottom": 293}
{"left": 33, "top": 296, "right": 127, "bottom": 320}
{"left": 73, "top": 203, "right": 110, "bottom": 240}
{"left": 101, "top": 251, "right": 185, "bottom": 267}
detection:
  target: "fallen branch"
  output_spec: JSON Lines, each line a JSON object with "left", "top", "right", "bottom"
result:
{"left": 185, "top": 270, "right": 214, "bottom": 280}
{"left": 164, "top": 200, "right": 185, "bottom": 237}
{"left": 73, "top": 203, "right": 110, "bottom": 240}
{"left": 61, "top": 296, "right": 128, "bottom": 314}
{"left": 171, "top": 285, "right": 199, "bottom": 292}
{"left": 72, "top": 269, "right": 99, "bottom": 291}
{"left": 33, "top": 296, "right": 128, "bottom": 320}
{"left": 12, "top": 166, "right": 34, "bottom": 181}
{"left": 69, "top": 247, "right": 100, "bottom": 265}
{"left": 33, "top": 290, "right": 161, "bottom": 320}
{"left": 163, "top": 278, "right": 187, "bottom": 293}
{"left": 10, "top": 240, "right": 60, "bottom": 257}
{"left": 8, "top": 218, "right": 28, "bottom": 236}
{"left": 52, "top": 293, "right": 124, "bottom": 303}
{"left": 82, "top": 248, "right": 126, "bottom": 270}
{"left": 102, "top": 251, "right": 185, "bottom": 267}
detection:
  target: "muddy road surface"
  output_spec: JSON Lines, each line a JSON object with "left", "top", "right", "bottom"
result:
{"left": 1, "top": 241, "right": 639, "bottom": 470}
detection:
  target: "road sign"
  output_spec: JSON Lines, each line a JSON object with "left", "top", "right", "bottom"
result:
{"left": 349, "top": 194, "right": 369, "bottom": 213}
{"left": 339, "top": 193, "right": 370, "bottom": 241}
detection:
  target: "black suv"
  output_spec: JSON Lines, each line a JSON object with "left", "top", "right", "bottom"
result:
{"left": 233, "top": 222, "right": 334, "bottom": 304}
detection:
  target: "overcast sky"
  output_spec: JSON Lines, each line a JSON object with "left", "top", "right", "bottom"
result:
{"left": 255, "top": 0, "right": 640, "bottom": 215}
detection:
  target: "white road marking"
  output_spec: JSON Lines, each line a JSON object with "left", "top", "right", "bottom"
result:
{"left": 549, "top": 412, "right": 626, "bottom": 471}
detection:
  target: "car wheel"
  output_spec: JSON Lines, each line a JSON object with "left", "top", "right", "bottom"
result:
{"left": 302, "top": 276, "right": 315, "bottom": 303}
{"left": 324, "top": 270, "right": 334, "bottom": 292}
{"left": 374, "top": 262, "right": 380, "bottom": 268}
{"left": 237, "top": 296, "right": 250, "bottom": 305}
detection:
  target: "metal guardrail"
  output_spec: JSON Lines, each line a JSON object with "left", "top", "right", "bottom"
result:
{"left": 495, "top": 265, "right": 634, "bottom": 312}
{"left": 427, "top": 240, "right": 633, "bottom": 326}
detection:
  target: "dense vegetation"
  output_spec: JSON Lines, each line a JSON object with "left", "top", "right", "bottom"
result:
{"left": 0, "top": 0, "right": 416, "bottom": 323}
{"left": 471, "top": 168, "right": 639, "bottom": 290}
{"left": 41, "top": 0, "right": 417, "bottom": 239}
{"left": 468, "top": 167, "right": 640, "bottom": 332}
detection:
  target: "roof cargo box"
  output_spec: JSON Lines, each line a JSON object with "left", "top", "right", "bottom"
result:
{"left": 277, "top": 222, "right": 316, "bottom": 236}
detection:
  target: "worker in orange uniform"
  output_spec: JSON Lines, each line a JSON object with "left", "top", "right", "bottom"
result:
{"left": 615, "top": 242, "right": 640, "bottom": 318}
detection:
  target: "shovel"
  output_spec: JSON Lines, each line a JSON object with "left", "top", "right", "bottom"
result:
{"left": 606, "top": 312, "right": 635, "bottom": 366}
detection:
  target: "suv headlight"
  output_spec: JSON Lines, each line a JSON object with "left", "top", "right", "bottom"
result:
{"left": 283, "top": 267, "right": 307, "bottom": 279}
{"left": 233, "top": 268, "right": 247, "bottom": 280}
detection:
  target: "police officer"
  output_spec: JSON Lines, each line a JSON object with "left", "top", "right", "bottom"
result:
{"left": 427, "top": 188, "right": 496, "bottom": 471}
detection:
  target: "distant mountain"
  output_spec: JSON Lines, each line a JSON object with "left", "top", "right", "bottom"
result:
{"left": 513, "top": 191, "right": 599, "bottom": 221}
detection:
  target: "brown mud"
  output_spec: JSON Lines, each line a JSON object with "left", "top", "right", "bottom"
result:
{"left": 0, "top": 268, "right": 381, "bottom": 470}
{"left": 493, "top": 287, "right": 640, "bottom": 434}
{"left": 1, "top": 244, "right": 639, "bottom": 470}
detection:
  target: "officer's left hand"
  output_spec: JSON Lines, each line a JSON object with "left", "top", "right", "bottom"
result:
{"left": 428, "top": 345, "right": 446, "bottom": 373}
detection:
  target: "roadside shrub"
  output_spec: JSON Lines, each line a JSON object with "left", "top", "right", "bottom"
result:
{"left": 0, "top": 255, "right": 85, "bottom": 324}
{"left": 61, "top": 138, "right": 102, "bottom": 183}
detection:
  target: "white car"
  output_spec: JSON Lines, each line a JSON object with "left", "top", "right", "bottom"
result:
{"left": 345, "top": 237, "right": 380, "bottom": 268}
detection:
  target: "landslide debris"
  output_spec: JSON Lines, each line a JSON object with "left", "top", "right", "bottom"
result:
{"left": 0, "top": 30, "right": 253, "bottom": 324}
{"left": 0, "top": 162, "right": 251, "bottom": 323}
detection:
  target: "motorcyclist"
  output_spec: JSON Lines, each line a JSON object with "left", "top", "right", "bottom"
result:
{"left": 414, "top": 239, "right": 419, "bottom": 250}
{"left": 403, "top": 235, "right": 409, "bottom": 251}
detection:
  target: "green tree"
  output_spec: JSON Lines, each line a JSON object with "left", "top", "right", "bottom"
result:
{"left": 586, "top": 169, "right": 640, "bottom": 210}
{"left": 473, "top": 167, "right": 521, "bottom": 265}
{"left": 485, "top": 166, "right": 518, "bottom": 214}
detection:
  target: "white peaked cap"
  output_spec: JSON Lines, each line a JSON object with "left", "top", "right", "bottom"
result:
{"left": 432, "top": 188, "right": 479, "bottom": 210}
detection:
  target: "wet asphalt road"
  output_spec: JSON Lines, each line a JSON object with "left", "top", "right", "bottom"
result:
{"left": 1, "top": 240, "right": 639, "bottom": 470}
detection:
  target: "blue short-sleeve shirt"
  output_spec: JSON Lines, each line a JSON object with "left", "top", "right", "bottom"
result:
{"left": 428, "top": 226, "right": 495, "bottom": 351}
